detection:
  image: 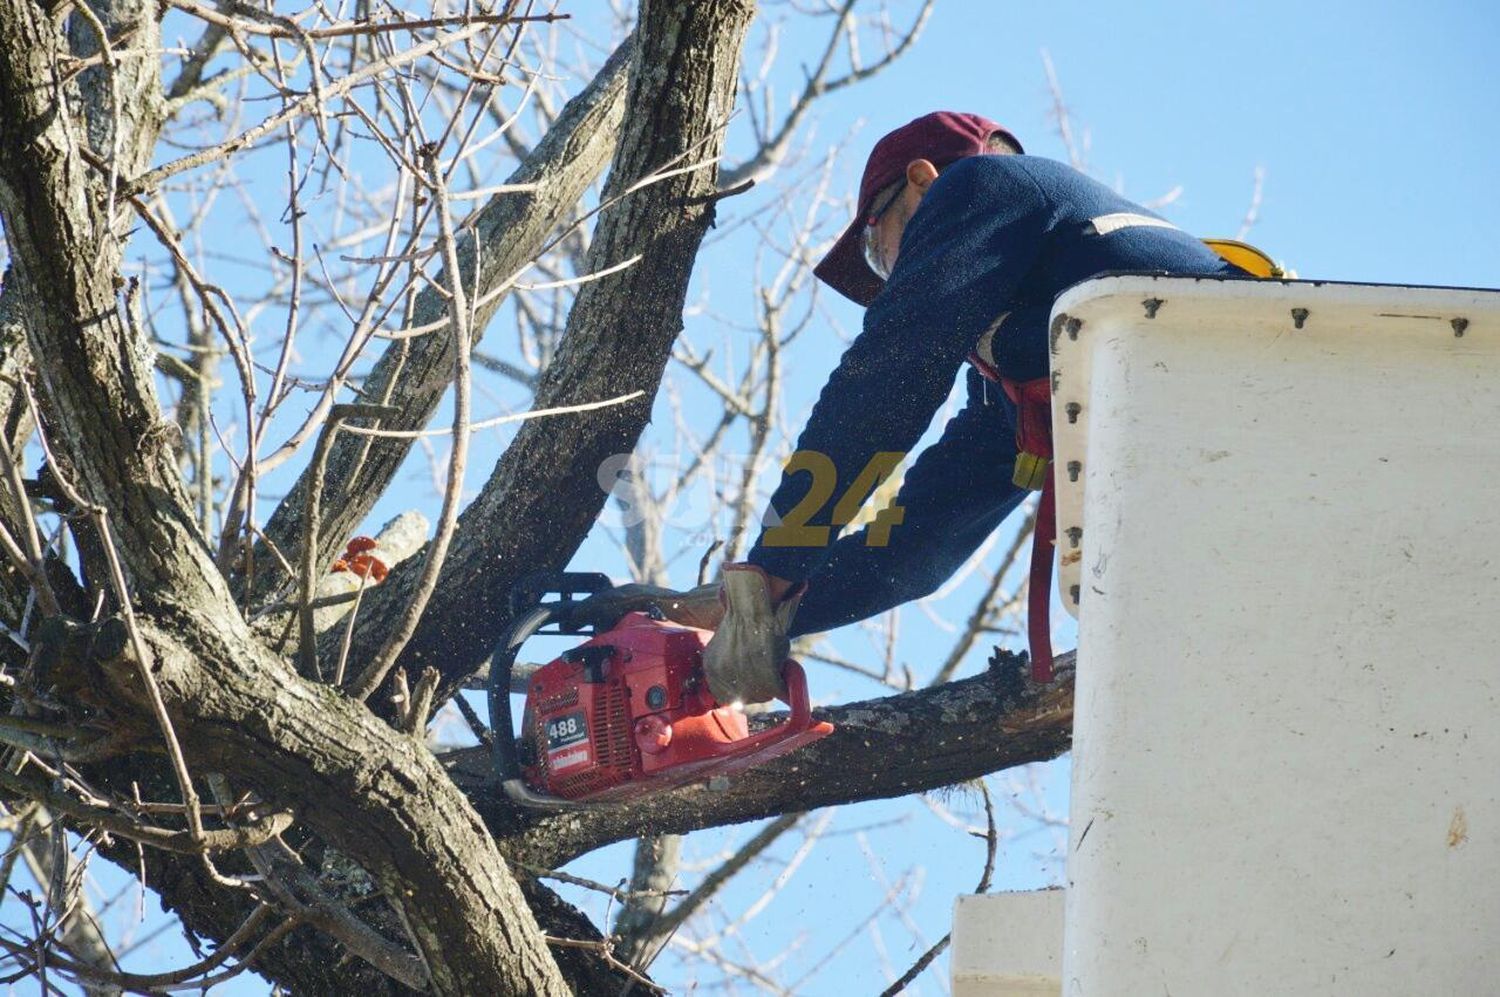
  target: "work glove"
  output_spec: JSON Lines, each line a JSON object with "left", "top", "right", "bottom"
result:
{"left": 702, "top": 564, "right": 805, "bottom": 706}
{"left": 570, "top": 581, "right": 724, "bottom": 632}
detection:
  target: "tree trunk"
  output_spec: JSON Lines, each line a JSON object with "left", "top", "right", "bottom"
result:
{"left": 0, "top": 1, "right": 570, "bottom": 989}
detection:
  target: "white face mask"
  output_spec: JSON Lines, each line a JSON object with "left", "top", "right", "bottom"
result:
{"left": 861, "top": 180, "right": 907, "bottom": 280}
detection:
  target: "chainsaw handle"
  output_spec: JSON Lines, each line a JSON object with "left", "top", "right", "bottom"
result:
{"left": 508, "top": 571, "right": 614, "bottom": 633}
{"left": 777, "top": 659, "right": 816, "bottom": 733}
{"left": 700, "top": 657, "right": 825, "bottom": 765}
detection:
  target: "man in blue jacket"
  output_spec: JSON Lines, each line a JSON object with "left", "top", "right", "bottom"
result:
{"left": 587, "top": 111, "right": 1243, "bottom": 704}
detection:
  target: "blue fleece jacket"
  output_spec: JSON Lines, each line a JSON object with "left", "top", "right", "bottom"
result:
{"left": 747, "top": 154, "right": 1241, "bottom": 636}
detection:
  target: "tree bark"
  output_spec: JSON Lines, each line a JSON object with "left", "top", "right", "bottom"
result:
{"left": 0, "top": 3, "right": 570, "bottom": 990}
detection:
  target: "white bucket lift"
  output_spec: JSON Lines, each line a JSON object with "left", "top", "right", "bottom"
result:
{"left": 952, "top": 276, "right": 1500, "bottom": 996}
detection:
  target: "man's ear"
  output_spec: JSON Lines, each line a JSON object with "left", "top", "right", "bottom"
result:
{"left": 905, "top": 159, "right": 940, "bottom": 192}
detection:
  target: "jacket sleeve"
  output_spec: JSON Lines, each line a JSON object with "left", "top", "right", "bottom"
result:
{"left": 748, "top": 156, "right": 1052, "bottom": 583}
{"left": 788, "top": 369, "right": 1029, "bottom": 636}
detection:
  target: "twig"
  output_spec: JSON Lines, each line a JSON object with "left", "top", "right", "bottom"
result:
{"left": 696, "top": 540, "right": 723, "bottom": 587}
{"left": 0, "top": 803, "right": 39, "bottom": 904}
{"left": 0, "top": 726, "right": 134, "bottom": 767}
{"left": 346, "top": 149, "right": 476, "bottom": 701}
{"left": 129, "top": 20, "right": 506, "bottom": 195}
{"left": 0, "top": 426, "right": 59, "bottom": 618}
{"left": 168, "top": 0, "right": 568, "bottom": 41}
{"left": 1237, "top": 165, "right": 1267, "bottom": 241}
{"left": 974, "top": 780, "right": 999, "bottom": 893}
{"left": 930, "top": 506, "right": 1034, "bottom": 687}
{"left": 331, "top": 570, "right": 371, "bottom": 688}
{"left": 116, "top": 190, "right": 259, "bottom": 572}
{"left": 1041, "top": 49, "right": 1085, "bottom": 171}
{"left": 296, "top": 403, "right": 399, "bottom": 680}
{"left": 450, "top": 691, "right": 492, "bottom": 747}
{"left": 363, "top": 137, "right": 726, "bottom": 347}
{"left": 0, "top": 904, "right": 295, "bottom": 991}
{"left": 879, "top": 783, "right": 999, "bottom": 996}
{"left": 543, "top": 936, "right": 665, "bottom": 995}
{"left": 0, "top": 766, "right": 292, "bottom": 856}
{"left": 250, "top": 588, "right": 362, "bottom": 622}
{"left": 720, "top": 0, "right": 935, "bottom": 188}
{"left": 632, "top": 813, "right": 803, "bottom": 972}
{"left": 402, "top": 667, "right": 440, "bottom": 735}
{"left": 0, "top": 521, "right": 59, "bottom": 620}
{"left": 517, "top": 863, "right": 687, "bottom": 905}
{"left": 332, "top": 390, "right": 644, "bottom": 439}
{"left": 164, "top": 20, "right": 228, "bottom": 101}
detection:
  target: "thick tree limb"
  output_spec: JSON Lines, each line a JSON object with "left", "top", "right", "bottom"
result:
{"left": 0, "top": 0, "right": 162, "bottom": 640}
{"left": 446, "top": 651, "right": 1075, "bottom": 868}
{"left": 0, "top": 286, "right": 39, "bottom": 642}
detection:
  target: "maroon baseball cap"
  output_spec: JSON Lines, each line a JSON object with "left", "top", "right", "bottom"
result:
{"left": 814, "top": 111, "right": 1022, "bottom": 306}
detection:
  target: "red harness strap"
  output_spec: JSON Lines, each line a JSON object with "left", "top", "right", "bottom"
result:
{"left": 999, "top": 375, "right": 1057, "bottom": 684}
{"left": 1027, "top": 471, "right": 1057, "bottom": 684}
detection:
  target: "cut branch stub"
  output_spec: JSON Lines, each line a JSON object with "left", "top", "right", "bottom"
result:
{"left": 26, "top": 615, "right": 135, "bottom": 709}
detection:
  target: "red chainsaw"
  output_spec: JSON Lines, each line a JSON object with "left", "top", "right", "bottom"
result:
{"left": 488, "top": 573, "right": 834, "bottom": 809}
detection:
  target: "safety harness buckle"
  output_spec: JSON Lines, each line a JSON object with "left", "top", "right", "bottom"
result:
{"left": 1012, "top": 452, "right": 1050, "bottom": 491}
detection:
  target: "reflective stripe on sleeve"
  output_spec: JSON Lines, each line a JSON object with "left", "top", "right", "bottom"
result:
{"left": 1085, "top": 212, "right": 1179, "bottom": 236}
{"left": 973, "top": 311, "right": 1010, "bottom": 368}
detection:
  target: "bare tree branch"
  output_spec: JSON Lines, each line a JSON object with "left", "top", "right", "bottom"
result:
{"left": 722, "top": 0, "right": 936, "bottom": 188}
{"left": 334, "top": 0, "right": 757, "bottom": 703}
{"left": 249, "top": 32, "right": 636, "bottom": 606}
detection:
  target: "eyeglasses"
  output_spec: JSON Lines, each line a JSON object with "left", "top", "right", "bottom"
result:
{"left": 862, "top": 179, "right": 907, "bottom": 281}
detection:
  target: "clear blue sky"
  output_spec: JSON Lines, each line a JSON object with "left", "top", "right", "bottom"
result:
{"left": 802, "top": 1, "right": 1499, "bottom": 290}
{"left": 15, "top": 2, "right": 1496, "bottom": 992}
